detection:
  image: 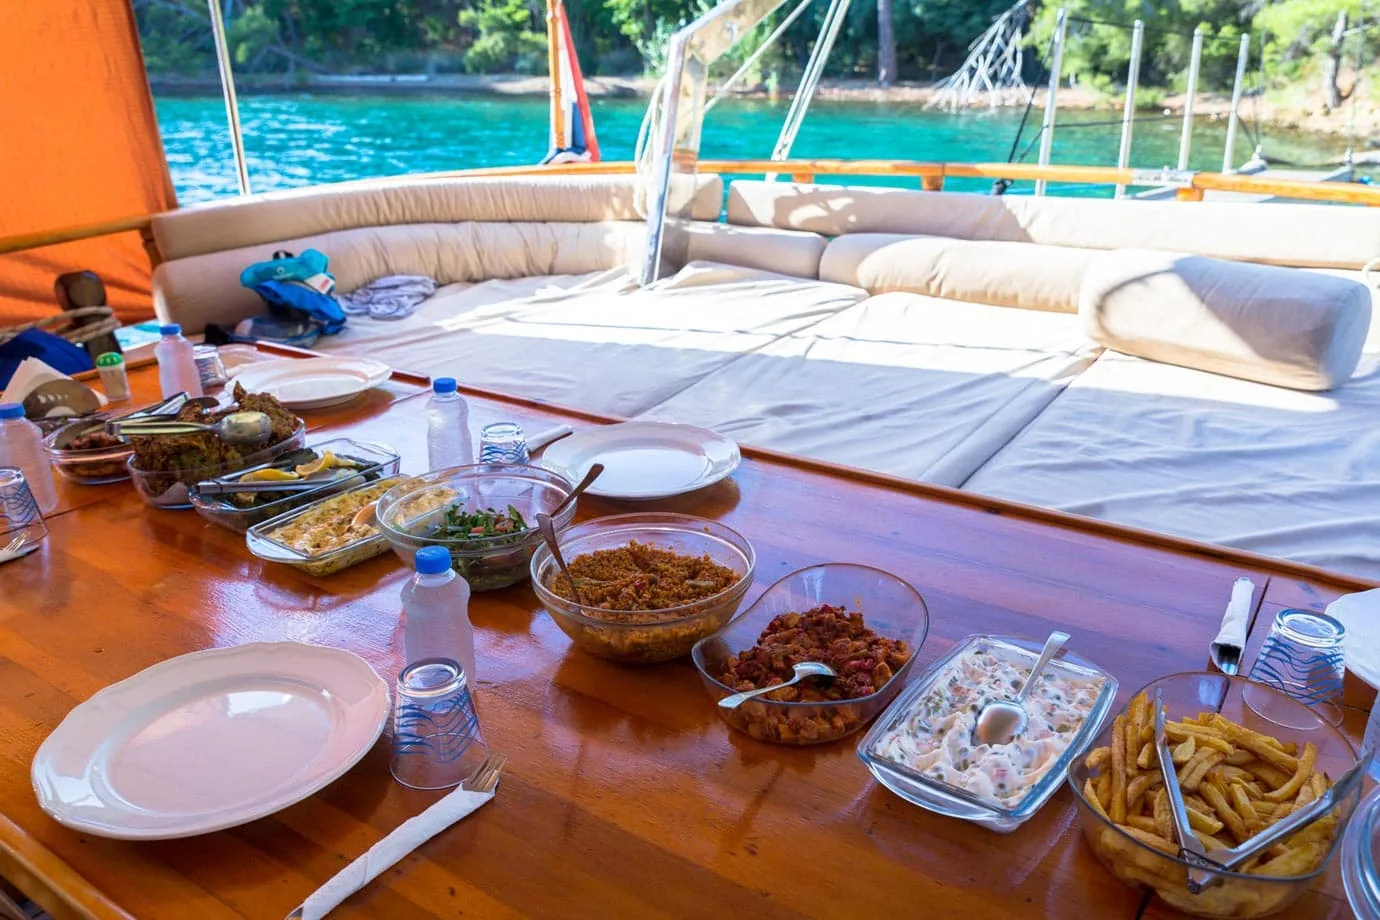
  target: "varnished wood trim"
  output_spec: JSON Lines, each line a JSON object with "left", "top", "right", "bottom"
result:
{"left": 0, "top": 216, "right": 154, "bottom": 256}
{"left": 0, "top": 814, "right": 133, "bottom": 920}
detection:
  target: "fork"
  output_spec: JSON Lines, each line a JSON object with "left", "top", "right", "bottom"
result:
{"left": 286, "top": 752, "right": 507, "bottom": 920}
{"left": 0, "top": 535, "right": 29, "bottom": 563}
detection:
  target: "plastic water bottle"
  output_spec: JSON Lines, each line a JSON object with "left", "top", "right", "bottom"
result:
{"left": 154, "top": 324, "right": 203, "bottom": 399}
{"left": 426, "top": 377, "right": 472, "bottom": 471}
{"left": 0, "top": 404, "right": 58, "bottom": 514}
{"left": 402, "top": 545, "right": 476, "bottom": 684}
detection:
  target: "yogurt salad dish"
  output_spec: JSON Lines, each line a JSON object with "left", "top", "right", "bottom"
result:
{"left": 858, "top": 634, "right": 1118, "bottom": 832}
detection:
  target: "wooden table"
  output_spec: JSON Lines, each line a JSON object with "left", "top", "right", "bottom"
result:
{"left": 2, "top": 358, "right": 1375, "bottom": 920}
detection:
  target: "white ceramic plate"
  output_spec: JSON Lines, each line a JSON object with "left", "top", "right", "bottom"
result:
{"left": 231, "top": 357, "right": 392, "bottom": 410}
{"left": 1326, "top": 588, "right": 1380, "bottom": 689}
{"left": 542, "top": 421, "right": 740, "bottom": 500}
{"left": 32, "top": 642, "right": 390, "bottom": 840}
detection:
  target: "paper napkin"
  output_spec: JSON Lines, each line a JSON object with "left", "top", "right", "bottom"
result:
{"left": 1210, "top": 577, "right": 1255, "bottom": 676}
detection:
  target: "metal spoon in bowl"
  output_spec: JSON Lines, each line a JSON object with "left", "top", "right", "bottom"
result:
{"left": 717, "top": 662, "right": 838, "bottom": 710}
{"left": 109, "top": 410, "right": 275, "bottom": 445}
{"left": 536, "top": 511, "right": 585, "bottom": 607}
{"left": 548, "top": 463, "right": 604, "bottom": 520}
{"left": 972, "top": 630, "right": 1070, "bottom": 746}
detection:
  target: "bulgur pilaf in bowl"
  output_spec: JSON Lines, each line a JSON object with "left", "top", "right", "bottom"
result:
{"left": 530, "top": 513, "right": 756, "bottom": 664}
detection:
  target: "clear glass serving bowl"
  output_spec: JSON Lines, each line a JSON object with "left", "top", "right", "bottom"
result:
{"left": 43, "top": 417, "right": 134, "bottom": 485}
{"left": 857, "top": 634, "right": 1116, "bottom": 832}
{"left": 246, "top": 476, "right": 408, "bottom": 577}
{"left": 377, "top": 464, "right": 575, "bottom": 592}
{"left": 531, "top": 513, "right": 755, "bottom": 664}
{"left": 692, "top": 563, "right": 928, "bottom": 745}
{"left": 1343, "top": 785, "right": 1380, "bottom": 920}
{"left": 1068, "top": 671, "right": 1361, "bottom": 919}
{"left": 189, "top": 438, "right": 400, "bottom": 533}
{"left": 127, "top": 421, "right": 307, "bottom": 510}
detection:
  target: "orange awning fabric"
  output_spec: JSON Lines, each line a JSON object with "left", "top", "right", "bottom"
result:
{"left": 0, "top": 0, "right": 176, "bottom": 327}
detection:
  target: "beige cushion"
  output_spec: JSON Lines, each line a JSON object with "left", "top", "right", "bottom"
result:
{"left": 726, "top": 181, "right": 1380, "bottom": 270}
{"left": 1080, "top": 249, "right": 1371, "bottom": 391}
{"left": 154, "top": 220, "right": 647, "bottom": 332}
{"left": 153, "top": 174, "right": 724, "bottom": 261}
{"left": 684, "top": 223, "right": 826, "bottom": 279}
{"left": 820, "top": 233, "right": 1095, "bottom": 312}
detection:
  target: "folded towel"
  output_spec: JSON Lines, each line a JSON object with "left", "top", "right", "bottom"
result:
{"left": 336, "top": 275, "right": 437, "bottom": 321}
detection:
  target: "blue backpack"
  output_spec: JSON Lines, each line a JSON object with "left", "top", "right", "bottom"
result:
{"left": 239, "top": 250, "right": 347, "bottom": 335}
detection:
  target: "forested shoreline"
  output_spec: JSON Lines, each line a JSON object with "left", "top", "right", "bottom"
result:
{"left": 136, "top": 0, "right": 1377, "bottom": 113}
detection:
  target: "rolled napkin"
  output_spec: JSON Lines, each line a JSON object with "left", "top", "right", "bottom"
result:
{"left": 296, "top": 787, "right": 494, "bottom": 920}
{"left": 526, "top": 424, "right": 573, "bottom": 454}
{"left": 1211, "top": 577, "right": 1255, "bottom": 676}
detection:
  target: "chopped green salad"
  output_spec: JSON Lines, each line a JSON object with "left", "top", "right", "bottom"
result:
{"left": 440, "top": 504, "right": 529, "bottom": 540}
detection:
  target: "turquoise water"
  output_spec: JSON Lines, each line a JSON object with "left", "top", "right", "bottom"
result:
{"left": 154, "top": 93, "right": 1357, "bottom": 203}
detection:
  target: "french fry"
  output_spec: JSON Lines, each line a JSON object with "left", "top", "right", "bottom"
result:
{"left": 1172, "top": 735, "right": 1196, "bottom": 765}
{"left": 1202, "top": 780, "right": 1249, "bottom": 842}
{"left": 1126, "top": 696, "right": 1143, "bottom": 780}
{"left": 1181, "top": 750, "right": 1227, "bottom": 792}
{"left": 1084, "top": 777, "right": 1109, "bottom": 820}
{"left": 1096, "top": 770, "right": 1113, "bottom": 810}
{"left": 1224, "top": 748, "right": 1256, "bottom": 766}
{"left": 1309, "top": 772, "right": 1328, "bottom": 799}
{"left": 1229, "top": 782, "right": 1263, "bottom": 833}
{"left": 1208, "top": 715, "right": 1300, "bottom": 772}
{"left": 1185, "top": 803, "right": 1225, "bottom": 835}
{"left": 1193, "top": 829, "right": 1231, "bottom": 851}
{"left": 1248, "top": 840, "right": 1327, "bottom": 878}
{"left": 1111, "top": 714, "right": 1128, "bottom": 824}
{"left": 1126, "top": 772, "right": 1160, "bottom": 815}
{"left": 1127, "top": 814, "right": 1160, "bottom": 833}
{"left": 1137, "top": 741, "right": 1155, "bottom": 771}
{"left": 1118, "top": 823, "right": 1179, "bottom": 856}
{"left": 1262, "top": 742, "right": 1316, "bottom": 803}
{"left": 1241, "top": 759, "right": 1292, "bottom": 790}
{"left": 1165, "top": 722, "right": 1234, "bottom": 754}
{"left": 1084, "top": 746, "right": 1111, "bottom": 772}
{"left": 1152, "top": 788, "right": 1172, "bottom": 840}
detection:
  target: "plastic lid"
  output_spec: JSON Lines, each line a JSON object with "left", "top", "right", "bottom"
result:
{"left": 432, "top": 377, "right": 457, "bottom": 394}
{"left": 415, "top": 545, "right": 453, "bottom": 575}
{"left": 0, "top": 403, "right": 22, "bottom": 419}
{"left": 160, "top": 323, "right": 182, "bottom": 336}
{"left": 96, "top": 352, "right": 124, "bottom": 368}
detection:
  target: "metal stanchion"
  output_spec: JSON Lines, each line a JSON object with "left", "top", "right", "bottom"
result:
{"left": 1115, "top": 20, "right": 1144, "bottom": 197}
{"left": 1035, "top": 8, "right": 1068, "bottom": 196}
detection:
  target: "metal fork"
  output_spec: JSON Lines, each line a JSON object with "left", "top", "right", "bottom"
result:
{"left": 285, "top": 752, "right": 507, "bottom": 920}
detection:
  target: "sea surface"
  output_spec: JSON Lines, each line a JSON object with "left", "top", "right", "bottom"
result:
{"left": 154, "top": 92, "right": 1360, "bottom": 203}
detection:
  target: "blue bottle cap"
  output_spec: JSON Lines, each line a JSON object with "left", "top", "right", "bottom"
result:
{"left": 160, "top": 323, "right": 182, "bottom": 336}
{"left": 415, "top": 546, "right": 452, "bottom": 575}
{"left": 432, "top": 377, "right": 457, "bottom": 394}
{"left": 0, "top": 403, "right": 23, "bottom": 419}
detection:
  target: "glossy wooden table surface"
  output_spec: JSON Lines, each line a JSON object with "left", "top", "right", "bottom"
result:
{"left": 2, "top": 361, "right": 1374, "bottom": 920}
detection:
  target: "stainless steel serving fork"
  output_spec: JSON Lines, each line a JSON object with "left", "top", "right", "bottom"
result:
{"left": 285, "top": 752, "right": 507, "bottom": 920}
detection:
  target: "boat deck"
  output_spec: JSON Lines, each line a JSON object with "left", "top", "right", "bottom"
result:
{"left": 0, "top": 354, "right": 1373, "bottom": 920}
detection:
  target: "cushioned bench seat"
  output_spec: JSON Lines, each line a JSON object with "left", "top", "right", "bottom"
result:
{"left": 635, "top": 292, "right": 1102, "bottom": 486}
{"left": 320, "top": 262, "right": 866, "bottom": 418}
{"left": 962, "top": 347, "right": 1380, "bottom": 579}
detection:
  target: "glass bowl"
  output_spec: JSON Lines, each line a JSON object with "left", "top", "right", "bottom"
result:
{"left": 857, "top": 634, "right": 1116, "bottom": 831}
{"left": 189, "top": 438, "right": 401, "bottom": 533}
{"left": 1068, "top": 671, "right": 1361, "bottom": 919}
{"left": 42, "top": 417, "right": 133, "bottom": 484}
{"left": 531, "top": 513, "right": 755, "bottom": 663}
{"left": 691, "top": 563, "right": 928, "bottom": 745}
{"left": 247, "top": 476, "right": 408, "bottom": 577}
{"left": 1343, "top": 785, "right": 1380, "bottom": 920}
{"left": 127, "top": 421, "right": 307, "bottom": 510}
{"left": 376, "top": 464, "right": 575, "bottom": 592}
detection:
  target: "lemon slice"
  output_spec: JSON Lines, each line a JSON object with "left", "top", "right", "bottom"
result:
{"left": 295, "top": 451, "right": 339, "bottom": 478}
{"left": 240, "top": 468, "right": 300, "bottom": 483}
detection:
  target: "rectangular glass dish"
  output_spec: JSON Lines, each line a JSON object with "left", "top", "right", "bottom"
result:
{"left": 189, "top": 438, "right": 400, "bottom": 533}
{"left": 856, "top": 634, "right": 1117, "bottom": 832}
{"left": 245, "top": 476, "right": 407, "bottom": 576}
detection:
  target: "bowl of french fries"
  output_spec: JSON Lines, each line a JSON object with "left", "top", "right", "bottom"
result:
{"left": 1068, "top": 672, "right": 1361, "bottom": 918}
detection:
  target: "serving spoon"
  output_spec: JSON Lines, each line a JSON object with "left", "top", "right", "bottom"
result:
{"left": 717, "top": 662, "right": 838, "bottom": 710}
{"left": 109, "top": 410, "right": 275, "bottom": 445}
{"left": 548, "top": 463, "right": 604, "bottom": 519}
{"left": 537, "top": 512, "right": 586, "bottom": 607}
{"left": 972, "top": 630, "right": 1070, "bottom": 746}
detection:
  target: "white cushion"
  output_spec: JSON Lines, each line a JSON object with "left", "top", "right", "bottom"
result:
{"left": 820, "top": 233, "right": 1094, "bottom": 312}
{"left": 636, "top": 291, "right": 1101, "bottom": 486}
{"left": 963, "top": 347, "right": 1380, "bottom": 580}
{"left": 1080, "top": 249, "right": 1371, "bottom": 391}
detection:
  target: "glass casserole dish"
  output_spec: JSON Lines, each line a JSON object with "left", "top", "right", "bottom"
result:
{"left": 857, "top": 633, "right": 1117, "bottom": 832}
{"left": 189, "top": 438, "right": 401, "bottom": 533}
{"left": 245, "top": 476, "right": 408, "bottom": 576}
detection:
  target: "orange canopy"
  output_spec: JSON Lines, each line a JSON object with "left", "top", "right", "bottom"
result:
{"left": 0, "top": 0, "right": 176, "bottom": 326}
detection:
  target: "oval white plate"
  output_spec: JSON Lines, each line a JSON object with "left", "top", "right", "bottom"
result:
{"left": 32, "top": 642, "right": 390, "bottom": 840}
{"left": 232, "top": 357, "right": 392, "bottom": 410}
{"left": 542, "top": 421, "right": 740, "bottom": 500}
{"left": 1326, "top": 589, "right": 1380, "bottom": 689}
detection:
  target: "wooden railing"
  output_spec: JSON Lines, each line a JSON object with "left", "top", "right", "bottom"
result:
{"left": 2, "top": 158, "right": 1376, "bottom": 256}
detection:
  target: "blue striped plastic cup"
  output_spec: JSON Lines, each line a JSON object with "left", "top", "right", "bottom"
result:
{"left": 0, "top": 467, "right": 47, "bottom": 562}
{"left": 389, "top": 658, "right": 488, "bottom": 790}
{"left": 1245, "top": 609, "right": 1346, "bottom": 727}
{"left": 478, "top": 422, "right": 529, "bottom": 465}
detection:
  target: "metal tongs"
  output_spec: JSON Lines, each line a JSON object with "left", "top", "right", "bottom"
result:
{"left": 1154, "top": 689, "right": 1374, "bottom": 894}
{"left": 1154, "top": 690, "right": 1220, "bottom": 893}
